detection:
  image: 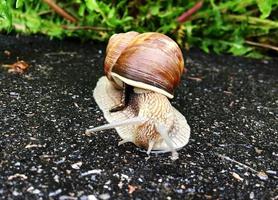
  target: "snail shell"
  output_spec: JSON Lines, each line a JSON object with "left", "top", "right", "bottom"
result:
{"left": 86, "top": 32, "right": 190, "bottom": 160}
{"left": 104, "top": 31, "right": 184, "bottom": 98}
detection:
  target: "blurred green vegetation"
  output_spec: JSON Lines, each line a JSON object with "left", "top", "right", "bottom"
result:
{"left": 0, "top": 0, "right": 278, "bottom": 58}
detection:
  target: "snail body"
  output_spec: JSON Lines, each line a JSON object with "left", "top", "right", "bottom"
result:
{"left": 86, "top": 32, "right": 190, "bottom": 160}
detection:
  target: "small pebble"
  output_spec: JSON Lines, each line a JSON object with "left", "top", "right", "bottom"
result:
{"left": 71, "top": 161, "right": 83, "bottom": 169}
{"left": 49, "top": 189, "right": 62, "bottom": 197}
{"left": 249, "top": 191, "right": 255, "bottom": 199}
{"left": 99, "top": 193, "right": 110, "bottom": 200}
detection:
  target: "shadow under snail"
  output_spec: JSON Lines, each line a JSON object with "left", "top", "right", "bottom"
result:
{"left": 86, "top": 31, "right": 191, "bottom": 160}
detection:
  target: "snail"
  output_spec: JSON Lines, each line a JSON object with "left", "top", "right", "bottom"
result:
{"left": 86, "top": 31, "right": 190, "bottom": 160}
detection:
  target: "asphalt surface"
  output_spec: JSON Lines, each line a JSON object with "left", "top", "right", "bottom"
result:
{"left": 0, "top": 34, "right": 277, "bottom": 200}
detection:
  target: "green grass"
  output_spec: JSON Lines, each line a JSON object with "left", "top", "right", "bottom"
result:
{"left": 1, "top": 0, "right": 277, "bottom": 58}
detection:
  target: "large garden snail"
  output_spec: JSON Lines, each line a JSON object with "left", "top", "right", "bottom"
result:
{"left": 86, "top": 31, "right": 191, "bottom": 160}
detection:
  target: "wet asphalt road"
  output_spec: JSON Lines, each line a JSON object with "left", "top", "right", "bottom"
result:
{"left": 0, "top": 34, "right": 277, "bottom": 199}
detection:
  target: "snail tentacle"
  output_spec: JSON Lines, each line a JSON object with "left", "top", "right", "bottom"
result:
{"left": 155, "top": 123, "right": 179, "bottom": 160}
{"left": 147, "top": 140, "right": 156, "bottom": 155}
{"left": 85, "top": 116, "right": 146, "bottom": 134}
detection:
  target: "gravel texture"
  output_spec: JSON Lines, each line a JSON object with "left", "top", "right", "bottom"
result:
{"left": 0, "top": 34, "right": 277, "bottom": 200}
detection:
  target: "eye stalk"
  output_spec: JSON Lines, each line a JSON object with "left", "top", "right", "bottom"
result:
{"left": 85, "top": 116, "right": 146, "bottom": 134}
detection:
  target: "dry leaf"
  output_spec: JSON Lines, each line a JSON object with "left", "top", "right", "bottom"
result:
{"left": 128, "top": 185, "right": 138, "bottom": 194}
{"left": 257, "top": 171, "right": 268, "bottom": 180}
{"left": 2, "top": 60, "right": 29, "bottom": 74}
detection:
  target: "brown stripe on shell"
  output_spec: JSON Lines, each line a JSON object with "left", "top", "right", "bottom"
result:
{"left": 104, "top": 31, "right": 139, "bottom": 82}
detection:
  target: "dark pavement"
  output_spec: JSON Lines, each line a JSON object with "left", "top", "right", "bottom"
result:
{"left": 0, "top": 34, "right": 277, "bottom": 199}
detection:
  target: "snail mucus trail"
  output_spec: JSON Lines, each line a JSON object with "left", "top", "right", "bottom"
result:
{"left": 86, "top": 32, "right": 191, "bottom": 160}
